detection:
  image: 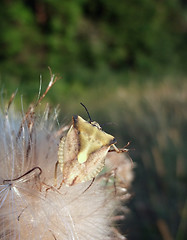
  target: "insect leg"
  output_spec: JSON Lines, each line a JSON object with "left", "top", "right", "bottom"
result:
{"left": 54, "top": 161, "right": 59, "bottom": 187}
{"left": 82, "top": 178, "right": 95, "bottom": 194}
{"left": 3, "top": 166, "right": 42, "bottom": 184}
{"left": 109, "top": 142, "right": 134, "bottom": 167}
{"left": 109, "top": 144, "right": 129, "bottom": 153}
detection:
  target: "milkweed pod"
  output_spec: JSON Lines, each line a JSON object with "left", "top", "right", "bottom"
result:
{"left": 58, "top": 115, "right": 116, "bottom": 186}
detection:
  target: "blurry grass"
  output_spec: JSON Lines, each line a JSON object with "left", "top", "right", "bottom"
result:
{"left": 95, "top": 79, "right": 187, "bottom": 240}
{"left": 54, "top": 77, "right": 186, "bottom": 240}
{"left": 1, "top": 73, "right": 187, "bottom": 240}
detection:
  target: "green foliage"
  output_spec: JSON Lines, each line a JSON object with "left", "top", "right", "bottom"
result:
{"left": 0, "top": 0, "right": 186, "bottom": 86}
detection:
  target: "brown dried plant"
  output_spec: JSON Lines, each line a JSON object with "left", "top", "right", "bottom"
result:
{"left": 0, "top": 73, "right": 133, "bottom": 240}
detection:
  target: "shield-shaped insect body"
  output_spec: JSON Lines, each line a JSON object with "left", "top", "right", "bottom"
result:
{"left": 58, "top": 115, "right": 116, "bottom": 186}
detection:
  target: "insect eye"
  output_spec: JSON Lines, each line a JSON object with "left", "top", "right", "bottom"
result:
{"left": 91, "top": 121, "right": 102, "bottom": 130}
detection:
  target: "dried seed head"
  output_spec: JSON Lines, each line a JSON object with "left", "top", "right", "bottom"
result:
{"left": 0, "top": 79, "right": 133, "bottom": 240}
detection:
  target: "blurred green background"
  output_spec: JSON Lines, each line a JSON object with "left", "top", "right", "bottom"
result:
{"left": 0, "top": 0, "right": 186, "bottom": 239}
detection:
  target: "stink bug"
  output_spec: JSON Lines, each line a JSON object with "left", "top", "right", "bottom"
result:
{"left": 56, "top": 104, "right": 129, "bottom": 187}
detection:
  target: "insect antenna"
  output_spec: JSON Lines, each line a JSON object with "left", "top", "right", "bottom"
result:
{"left": 80, "top": 102, "right": 92, "bottom": 122}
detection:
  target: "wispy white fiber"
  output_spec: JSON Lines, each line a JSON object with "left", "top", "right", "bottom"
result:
{"left": 0, "top": 82, "right": 133, "bottom": 240}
